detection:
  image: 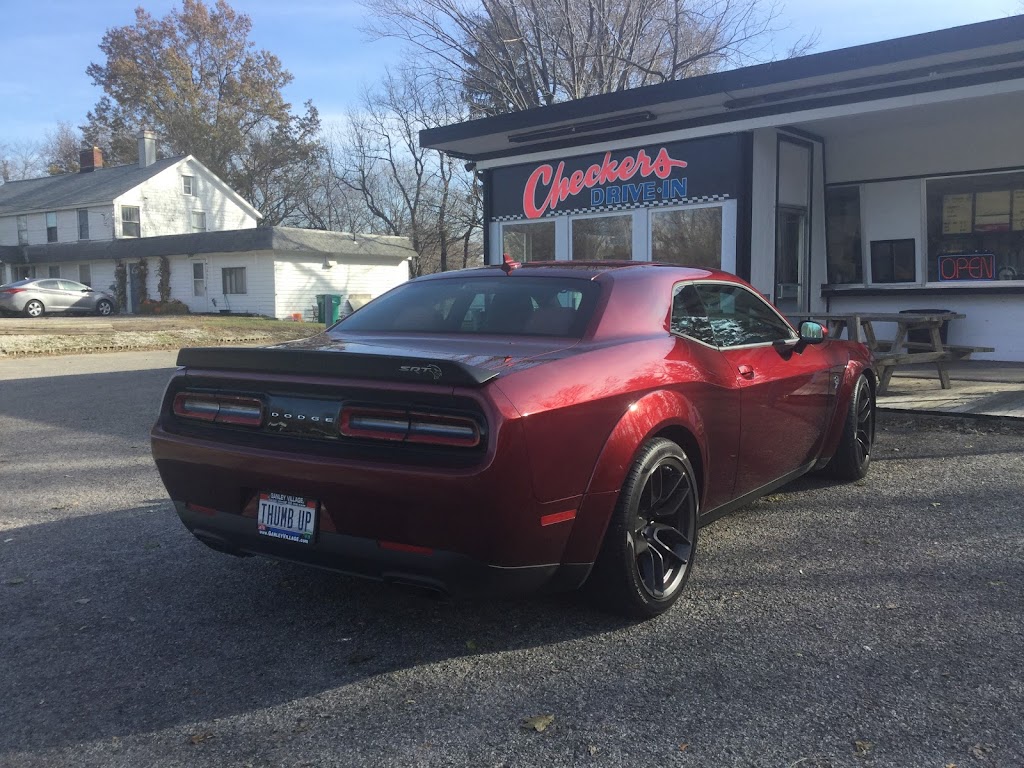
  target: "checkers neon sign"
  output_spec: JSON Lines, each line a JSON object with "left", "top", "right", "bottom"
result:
{"left": 522, "top": 148, "right": 688, "bottom": 219}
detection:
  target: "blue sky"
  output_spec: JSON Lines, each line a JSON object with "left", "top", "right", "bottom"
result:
{"left": 0, "top": 0, "right": 1019, "bottom": 144}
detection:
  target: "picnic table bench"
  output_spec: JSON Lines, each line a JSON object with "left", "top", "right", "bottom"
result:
{"left": 794, "top": 312, "right": 993, "bottom": 394}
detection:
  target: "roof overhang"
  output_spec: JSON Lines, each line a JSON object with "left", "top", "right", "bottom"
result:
{"left": 420, "top": 15, "right": 1024, "bottom": 162}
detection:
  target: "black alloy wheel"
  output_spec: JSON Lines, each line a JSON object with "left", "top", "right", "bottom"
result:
{"left": 588, "top": 438, "right": 699, "bottom": 618}
{"left": 828, "top": 373, "right": 874, "bottom": 481}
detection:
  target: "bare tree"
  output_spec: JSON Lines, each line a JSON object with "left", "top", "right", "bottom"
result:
{"left": 336, "top": 67, "right": 482, "bottom": 275}
{"left": 42, "top": 122, "right": 83, "bottom": 175}
{"left": 362, "top": 0, "right": 815, "bottom": 116}
{"left": 0, "top": 140, "right": 44, "bottom": 182}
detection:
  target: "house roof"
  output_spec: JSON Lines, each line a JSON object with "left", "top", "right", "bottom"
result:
{"left": 420, "top": 14, "right": 1024, "bottom": 161}
{"left": 0, "top": 157, "right": 181, "bottom": 215}
{"left": 0, "top": 226, "right": 415, "bottom": 266}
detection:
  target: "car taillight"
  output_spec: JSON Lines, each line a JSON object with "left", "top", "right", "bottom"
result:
{"left": 172, "top": 392, "right": 264, "bottom": 427}
{"left": 1, "top": 288, "right": 25, "bottom": 294}
{"left": 339, "top": 406, "right": 481, "bottom": 448}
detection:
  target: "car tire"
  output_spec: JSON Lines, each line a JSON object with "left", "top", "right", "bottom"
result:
{"left": 95, "top": 299, "right": 114, "bottom": 316}
{"left": 826, "top": 373, "right": 874, "bottom": 482}
{"left": 586, "top": 438, "right": 699, "bottom": 619}
{"left": 23, "top": 300, "right": 44, "bottom": 318}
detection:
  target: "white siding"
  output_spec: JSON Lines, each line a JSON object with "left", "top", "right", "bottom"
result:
{"left": 113, "top": 158, "right": 258, "bottom": 239}
{"left": 824, "top": 96, "right": 1024, "bottom": 184}
{"left": 273, "top": 256, "right": 410, "bottom": 320}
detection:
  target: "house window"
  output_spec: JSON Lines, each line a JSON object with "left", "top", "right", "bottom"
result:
{"left": 49, "top": 266, "right": 61, "bottom": 279}
{"left": 12, "top": 266, "right": 35, "bottom": 280}
{"left": 121, "top": 206, "right": 141, "bottom": 238}
{"left": 17, "top": 215, "right": 28, "bottom": 245}
{"left": 825, "top": 186, "right": 863, "bottom": 284}
{"left": 501, "top": 221, "right": 555, "bottom": 262}
{"left": 222, "top": 266, "right": 246, "bottom": 294}
{"left": 192, "top": 211, "right": 207, "bottom": 233}
{"left": 79, "top": 264, "right": 92, "bottom": 287}
{"left": 870, "top": 239, "right": 917, "bottom": 283}
{"left": 77, "top": 209, "right": 90, "bottom": 240}
{"left": 46, "top": 212, "right": 58, "bottom": 243}
{"left": 182, "top": 175, "right": 195, "bottom": 195}
{"left": 925, "top": 170, "right": 1024, "bottom": 282}
{"left": 192, "top": 262, "right": 206, "bottom": 296}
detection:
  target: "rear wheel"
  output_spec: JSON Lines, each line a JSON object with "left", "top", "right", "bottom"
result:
{"left": 95, "top": 299, "right": 113, "bottom": 316}
{"left": 586, "top": 438, "right": 699, "bottom": 619}
{"left": 23, "top": 300, "right": 44, "bottom": 318}
{"left": 826, "top": 373, "right": 874, "bottom": 481}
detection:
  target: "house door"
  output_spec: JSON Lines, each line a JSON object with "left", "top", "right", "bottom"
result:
{"left": 129, "top": 264, "right": 145, "bottom": 313}
{"left": 775, "top": 138, "right": 813, "bottom": 314}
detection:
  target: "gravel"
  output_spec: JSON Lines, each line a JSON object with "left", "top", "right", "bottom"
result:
{"left": 1, "top": 352, "right": 1021, "bottom": 768}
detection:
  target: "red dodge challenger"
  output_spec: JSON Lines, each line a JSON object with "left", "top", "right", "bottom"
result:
{"left": 151, "top": 261, "right": 875, "bottom": 618}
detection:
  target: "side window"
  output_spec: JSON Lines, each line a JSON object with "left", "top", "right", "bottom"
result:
{"left": 670, "top": 283, "right": 716, "bottom": 346}
{"left": 694, "top": 284, "right": 796, "bottom": 347}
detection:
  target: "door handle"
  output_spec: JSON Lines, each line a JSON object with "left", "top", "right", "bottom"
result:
{"left": 738, "top": 365, "right": 755, "bottom": 379}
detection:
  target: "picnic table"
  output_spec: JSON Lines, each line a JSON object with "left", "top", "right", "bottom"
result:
{"left": 794, "top": 312, "right": 994, "bottom": 394}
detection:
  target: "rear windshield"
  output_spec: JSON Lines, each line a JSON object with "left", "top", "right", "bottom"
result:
{"left": 335, "top": 276, "right": 600, "bottom": 337}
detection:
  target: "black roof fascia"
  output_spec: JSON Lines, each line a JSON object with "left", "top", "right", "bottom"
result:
{"left": 456, "top": 62, "right": 1024, "bottom": 164}
{"left": 420, "top": 14, "right": 1024, "bottom": 152}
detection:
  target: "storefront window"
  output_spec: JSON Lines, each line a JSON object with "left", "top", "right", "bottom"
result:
{"left": 651, "top": 206, "right": 722, "bottom": 268}
{"left": 870, "top": 239, "right": 916, "bottom": 283}
{"left": 825, "top": 186, "right": 863, "bottom": 284}
{"left": 926, "top": 171, "right": 1024, "bottom": 282}
{"left": 502, "top": 221, "right": 555, "bottom": 262}
{"left": 571, "top": 215, "right": 632, "bottom": 260}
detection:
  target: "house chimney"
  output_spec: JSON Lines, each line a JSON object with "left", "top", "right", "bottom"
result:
{"left": 138, "top": 130, "right": 157, "bottom": 169}
{"left": 79, "top": 146, "right": 103, "bottom": 173}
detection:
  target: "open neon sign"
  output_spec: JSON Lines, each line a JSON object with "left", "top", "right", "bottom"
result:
{"left": 937, "top": 253, "right": 996, "bottom": 281}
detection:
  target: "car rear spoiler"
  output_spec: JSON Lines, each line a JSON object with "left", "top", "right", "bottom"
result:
{"left": 176, "top": 347, "right": 498, "bottom": 387}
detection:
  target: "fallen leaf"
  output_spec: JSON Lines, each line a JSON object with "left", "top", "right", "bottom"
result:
{"left": 944, "top": 763, "right": 957, "bottom": 768}
{"left": 853, "top": 739, "right": 874, "bottom": 756}
{"left": 75, "top": 598, "right": 91, "bottom": 605}
{"left": 679, "top": 743, "right": 689, "bottom": 752}
{"left": 4, "top": 538, "right": 14, "bottom": 543}
{"left": 188, "top": 732, "right": 214, "bottom": 745}
{"left": 987, "top": 580, "right": 1005, "bottom": 587}
{"left": 522, "top": 714, "right": 555, "bottom": 732}
{"left": 6, "top": 578, "right": 25, "bottom": 586}
{"left": 885, "top": 603, "right": 899, "bottom": 610}
{"left": 588, "top": 745, "right": 598, "bottom": 756}
{"left": 931, "top": 502, "right": 942, "bottom": 508}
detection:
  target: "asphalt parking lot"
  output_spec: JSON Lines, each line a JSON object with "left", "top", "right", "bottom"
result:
{"left": 1, "top": 351, "right": 1022, "bottom": 768}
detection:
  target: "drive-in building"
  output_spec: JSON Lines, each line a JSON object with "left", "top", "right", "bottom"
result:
{"left": 421, "top": 15, "right": 1024, "bottom": 360}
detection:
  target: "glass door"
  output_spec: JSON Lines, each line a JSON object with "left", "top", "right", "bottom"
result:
{"left": 775, "top": 205, "right": 809, "bottom": 314}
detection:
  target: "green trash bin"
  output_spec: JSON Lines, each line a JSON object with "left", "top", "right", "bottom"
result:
{"left": 315, "top": 294, "right": 342, "bottom": 324}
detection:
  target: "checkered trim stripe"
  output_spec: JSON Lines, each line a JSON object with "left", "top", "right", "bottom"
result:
{"left": 492, "top": 194, "right": 731, "bottom": 223}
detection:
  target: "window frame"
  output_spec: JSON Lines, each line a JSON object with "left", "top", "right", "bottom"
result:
{"left": 79, "top": 264, "right": 92, "bottom": 287}
{"left": 48, "top": 266, "right": 61, "bottom": 279}
{"left": 121, "top": 205, "right": 141, "bottom": 238}
{"left": 77, "top": 208, "right": 90, "bottom": 240}
{"left": 687, "top": 280, "right": 798, "bottom": 350}
{"left": 569, "top": 210, "right": 635, "bottom": 261}
{"left": 191, "top": 210, "right": 207, "bottom": 233}
{"left": 16, "top": 215, "right": 28, "bottom": 245}
{"left": 192, "top": 261, "right": 206, "bottom": 297}
{"left": 182, "top": 175, "right": 195, "bottom": 195}
{"left": 221, "top": 266, "right": 247, "bottom": 295}
{"left": 45, "top": 211, "right": 58, "bottom": 243}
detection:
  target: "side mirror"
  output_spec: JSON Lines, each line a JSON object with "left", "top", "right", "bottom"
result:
{"left": 799, "top": 321, "right": 827, "bottom": 344}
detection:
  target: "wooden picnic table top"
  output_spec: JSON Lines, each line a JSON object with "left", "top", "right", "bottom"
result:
{"left": 795, "top": 311, "right": 966, "bottom": 323}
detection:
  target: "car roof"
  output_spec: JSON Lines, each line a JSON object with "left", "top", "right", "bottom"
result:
{"left": 412, "top": 261, "right": 746, "bottom": 284}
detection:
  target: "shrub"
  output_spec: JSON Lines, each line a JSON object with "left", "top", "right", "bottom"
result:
{"left": 138, "top": 299, "right": 190, "bottom": 316}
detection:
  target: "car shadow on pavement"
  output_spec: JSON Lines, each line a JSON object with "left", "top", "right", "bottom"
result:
{"left": 0, "top": 501, "right": 632, "bottom": 755}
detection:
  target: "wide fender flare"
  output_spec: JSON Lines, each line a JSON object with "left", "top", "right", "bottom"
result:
{"left": 559, "top": 389, "right": 707, "bottom": 566}
{"left": 819, "top": 357, "right": 875, "bottom": 463}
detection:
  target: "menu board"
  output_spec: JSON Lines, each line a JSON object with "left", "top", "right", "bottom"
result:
{"left": 974, "top": 190, "right": 1011, "bottom": 232}
{"left": 1013, "top": 190, "right": 1024, "bottom": 231}
{"left": 942, "top": 194, "right": 972, "bottom": 234}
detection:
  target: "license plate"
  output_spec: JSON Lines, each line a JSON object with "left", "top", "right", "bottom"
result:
{"left": 257, "top": 492, "right": 317, "bottom": 544}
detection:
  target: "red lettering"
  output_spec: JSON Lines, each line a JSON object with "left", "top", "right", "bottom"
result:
{"left": 940, "top": 256, "right": 957, "bottom": 280}
{"left": 522, "top": 147, "right": 688, "bottom": 218}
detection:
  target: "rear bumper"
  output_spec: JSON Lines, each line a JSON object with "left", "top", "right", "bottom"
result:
{"left": 175, "top": 501, "right": 589, "bottom": 596}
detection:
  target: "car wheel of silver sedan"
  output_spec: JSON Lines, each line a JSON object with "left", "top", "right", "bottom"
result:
{"left": 23, "top": 299, "right": 44, "bottom": 318}
{"left": 95, "top": 299, "right": 114, "bottom": 316}
{"left": 587, "top": 437, "right": 699, "bottom": 619}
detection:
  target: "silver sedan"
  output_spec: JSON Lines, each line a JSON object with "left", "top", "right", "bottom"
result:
{"left": 0, "top": 278, "right": 117, "bottom": 318}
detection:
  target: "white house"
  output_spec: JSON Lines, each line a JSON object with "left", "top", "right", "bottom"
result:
{"left": 0, "top": 131, "right": 261, "bottom": 287}
{"left": 0, "top": 226, "right": 413, "bottom": 319}
{"left": 421, "top": 15, "right": 1024, "bottom": 361}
